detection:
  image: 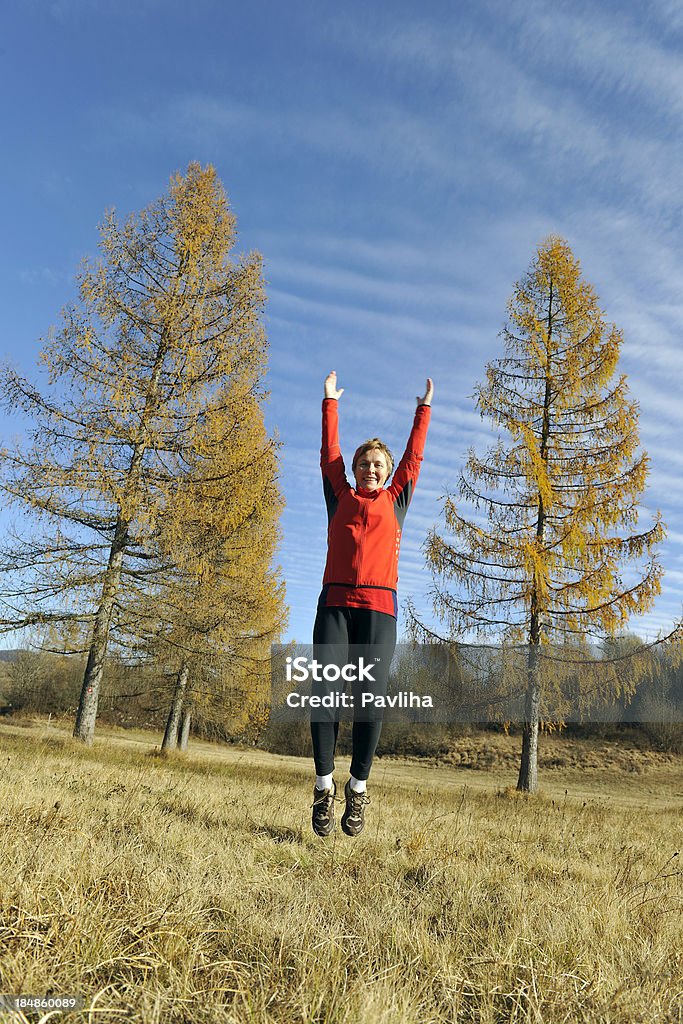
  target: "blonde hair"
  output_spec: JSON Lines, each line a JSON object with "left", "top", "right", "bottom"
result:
{"left": 352, "top": 438, "right": 394, "bottom": 477}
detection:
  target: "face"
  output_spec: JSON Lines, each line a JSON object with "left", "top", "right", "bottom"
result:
{"left": 354, "top": 448, "right": 389, "bottom": 492}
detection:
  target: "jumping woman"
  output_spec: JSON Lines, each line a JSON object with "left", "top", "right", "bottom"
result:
{"left": 311, "top": 370, "right": 433, "bottom": 836}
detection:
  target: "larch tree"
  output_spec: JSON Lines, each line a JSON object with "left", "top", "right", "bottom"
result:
{"left": 0, "top": 162, "right": 274, "bottom": 745}
{"left": 120, "top": 380, "right": 286, "bottom": 752}
{"left": 422, "top": 236, "right": 666, "bottom": 792}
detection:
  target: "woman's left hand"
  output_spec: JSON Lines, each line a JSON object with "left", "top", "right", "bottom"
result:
{"left": 417, "top": 378, "right": 434, "bottom": 406}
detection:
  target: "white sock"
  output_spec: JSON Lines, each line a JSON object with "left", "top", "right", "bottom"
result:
{"left": 349, "top": 775, "right": 366, "bottom": 793}
{"left": 315, "top": 773, "right": 334, "bottom": 791}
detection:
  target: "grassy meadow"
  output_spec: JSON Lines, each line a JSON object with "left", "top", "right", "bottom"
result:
{"left": 0, "top": 718, "right": 681, "bottom": 1024}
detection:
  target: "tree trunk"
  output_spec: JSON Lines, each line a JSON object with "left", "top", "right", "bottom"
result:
{"left": 162, "top": 661, "right": 190, "bottom": 751}
{"left": 517, "top": 281, "right": 552, "bottom": 792}
{"left": 178, "top": 705, "right": 192, "bottom": 752}
{"left": 72, "top": 331, "right": 171, "bottom": 745}
{"left": 517, "top": 640, "right": 541, "bottom": 792}
{"left": 73, "top": 514, "right": 129, "bottom": 745}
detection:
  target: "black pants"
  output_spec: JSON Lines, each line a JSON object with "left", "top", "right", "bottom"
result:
{"left": 310, "top": 606, "right": 397, "bottom": 781}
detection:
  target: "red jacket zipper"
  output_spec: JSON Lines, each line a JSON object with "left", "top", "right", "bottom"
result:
{"left": 352, "top": 498, "right": 369, "bottom": 581}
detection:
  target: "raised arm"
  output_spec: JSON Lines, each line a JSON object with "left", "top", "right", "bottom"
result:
{"left": 321, "top": 371, "right": 349, "bottom": 503}
{"left": 387, "top": 379, "right": 433, "bottom": 512}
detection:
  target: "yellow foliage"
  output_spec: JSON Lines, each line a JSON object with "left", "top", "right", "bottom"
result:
{"left": 429, "top": 235, "right": 666, "bottom": 649}
{"left": 0, "top": 163, "right": 285, "bottom": 740}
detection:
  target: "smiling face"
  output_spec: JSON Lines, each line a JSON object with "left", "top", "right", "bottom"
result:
{"left": 353, "top": 447, "right": 389, "bottom": 492}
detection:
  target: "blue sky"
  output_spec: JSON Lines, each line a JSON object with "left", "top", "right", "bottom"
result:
{"left": 2, "top": 0, "right": 683, "bottom": 644}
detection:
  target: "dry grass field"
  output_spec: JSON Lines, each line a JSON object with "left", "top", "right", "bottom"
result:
{"left": 0, "top": 718, "right": 681, "bottom": 1024}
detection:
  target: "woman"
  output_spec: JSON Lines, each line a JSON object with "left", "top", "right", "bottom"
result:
{"left": 311, "top": 370, "right": 433, "bottom": 836}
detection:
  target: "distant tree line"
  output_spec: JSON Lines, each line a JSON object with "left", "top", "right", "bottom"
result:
{"left": 260, "top": 634, "right": 683, "bottom": 758}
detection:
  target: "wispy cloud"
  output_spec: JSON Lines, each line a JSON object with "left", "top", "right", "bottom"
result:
{"left": 267, "top": 258, "right": 477, "bottom": 313}
{"left": 269, "top": 289, "right": 462, "bottom": 348}
{"left": 329, "top": 7, "right": 683, "bottom": 220}
{"left": 17, "top": 267, "right": 72, "bottom": 288}
{"left": 498, "top": 0, "right": 683, "bottom": 122}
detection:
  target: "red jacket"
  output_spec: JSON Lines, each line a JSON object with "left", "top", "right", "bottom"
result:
{"left": 319, "top": 398, "right": 431, "bottom": 616}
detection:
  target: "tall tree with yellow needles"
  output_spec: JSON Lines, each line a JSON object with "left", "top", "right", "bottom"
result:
{"left": 0, "top": 163, "right": 277, "bottom": 745}
{"left": 423, "top": 236, "right": 665, "bottom": 791}
{"left": 123, "top": 381, "right": 286, "bottom": 751}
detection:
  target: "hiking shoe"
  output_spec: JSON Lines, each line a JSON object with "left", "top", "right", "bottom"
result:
{"left": 341, "top": 780, "right": 370, "bottom": 837}
{"left": 312, "top": 780, "right": 336, "bottom": 837}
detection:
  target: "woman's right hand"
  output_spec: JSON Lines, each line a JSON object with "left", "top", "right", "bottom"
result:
{"left": 324, "top": 370, "right": 344, "bottom": 400}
